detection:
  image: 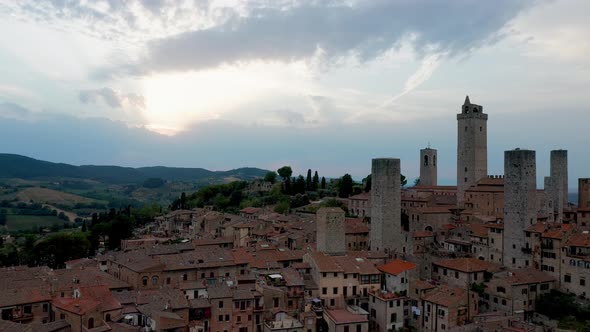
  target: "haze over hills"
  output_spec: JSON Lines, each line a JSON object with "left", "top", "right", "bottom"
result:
{"left": 0, "top": 153, "right": 269, "bottom": 184}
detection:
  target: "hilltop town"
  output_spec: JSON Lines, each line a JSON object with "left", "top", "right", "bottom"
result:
{"left": 1, "top": 96, "right": 589, "bottom": 332}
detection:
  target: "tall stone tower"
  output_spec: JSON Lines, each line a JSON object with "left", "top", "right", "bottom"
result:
{"left": 316, "top": 207, "right": 346, "bottom": 256}
{"left": 504, "top": 149, "right": 536, "bottom": 269}
{"left": 579, "top": 178, "right": 590, "bottom": 209}
{"left": 543, "top": 176, "right": 555, "bottom": 223}
{"left": 550, "top": 150, "right": 568, "bottom": 222}
{"left": 370, "top": 158, "right": 402, "bottom": 254}
{"left": 420, "top": 147, "right": 437, "bottom": 186}
{"left": 457, "top": 96, "right": 488, "bottom": 206}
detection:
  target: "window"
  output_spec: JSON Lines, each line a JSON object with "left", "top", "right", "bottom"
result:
{"left": 501, "top": 299, "right": 506, "bottom": 306}
{"left": 273, "top": 298, "right": 279, "bottom": 308}
{"left": 225, "top": 314, "right": 229, "bottom": 321}
{"left": 219, "top": 301, "right": 224, "bottom": 308}
{"left": 438, "top": 309, "right": 445, "bottom": 317}
{"left": 455, "top": 272, "right": 459, "bottom": 279}
{"left": 390, "top": 313, "right": 397, "bottom": 323}
{"left": 88, "top": 318, "right": 94, "bottom": 329}
{"left": 497, "top": 286, "right": 506, "bottom": 293}
{"left": 357, "top": 325, "right": 362, "bottom": 332}
{"left": 334, "top": 272, "right": 338, "bottom": 277}
{"left": 142, "top": 276, "right": 148, "bottom": 286}
{"left": 60, "top": 313, "right": 65, "bottom": 320}
{"left": 389, "top": 301, "right": 393, "bottom": 308}
{"left": 565, "top": 275, "right": 572, "bottom": 283}
{"left": 219, "top": 315, "right": 223, "bottom": 321}
{"left": 333, "top": 287, "right": 338, "bottom": 295}
{"left": 106, "top": 314, "right": 111, "bottom": 321}
{"left": 24, "top": 305, "right": 32, "bottom": 314}
{"left": 42, "top": 304, "right": 48, "bottom": 312}
{"left": 522, "top": 288, "right": 527, "bottom": 295}
{"left": 183, "top": 274, "right": 188, "bottom": 281}
{"left": 330, "top": 299, "right": 335, "bottom": 307}
{"left": 541, "top": 283, "right": 550, "bottom": 290}
{"left": 322, "top": 272, "right": 327, "bottom": 278}
{"left": 322, "top": 287, "right": 327, "bottom": 295}
{"left": 152, "top": 276, "right": 159, "bottom": 285}
{"left": 166, "top": 277, "right": 171, "bottom": 284}
{"left": 424, "top": 155, "right": 429, "bottom": 166}
{"left": 581, "top": 278, "right": 586, "bottom": 286}
{"left": 493, "top": 297, "right": 498, "bottom": 303}
{"left": 344, "top": 327, "right": 349, "bottom": 332}
{"left": 442, "top": 324, "right": 446, "bottom": 330}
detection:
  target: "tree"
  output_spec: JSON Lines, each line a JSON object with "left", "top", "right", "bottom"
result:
{"left": 264, "top": 171, "right": 277, "bottom": 184}
{"left": 81, "top": 220, "right": 87, "bottom": 232}
{"left": 363, "top": 174, "right": 371, "bottom": 192}
{"left": 306, "top": 169, "right": 312, "bottom": 191}
{"left": 401, "top": 174, "right": 407, "bottom": 187}
{"left": 277, "top": 166, "right": 293, "bottom": 180}
{"left": 312, "top": 171, "right": 319, "bottom": 190}
{"left": 142, "top": 177, "right": 165, "bottom": 188}
{"left": 321, "top": 176, "right": 326, "bottom": 189}
{"left": 414, "top": 178, "right": 420, "bottom": 186}
{"left": 274, "top": 201, "right": 290, "bottom": 214}
{"left": 180, "top": 192, "right": 187, "bottom": 210}
{"left": 338, "top": 174, "right": 354, "bottom": 198}
{"left": 294, "top": 175, "right": 306, "bottom": 195}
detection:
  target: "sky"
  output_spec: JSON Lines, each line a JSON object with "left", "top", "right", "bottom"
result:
{"left": 0, "top": 0, "right": 588, "bottom": 192}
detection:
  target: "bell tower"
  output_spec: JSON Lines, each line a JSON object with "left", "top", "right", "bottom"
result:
{"left": 457, "top": 96, "right": 488, "bottom": 206}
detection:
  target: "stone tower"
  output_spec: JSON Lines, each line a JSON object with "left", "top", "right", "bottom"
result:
{"left": 370, "top": 158, "right": 402, "bottom": 254}
{"left": 420, "top": 147, "right": 437, "bottom": 186}
{"left": 503, "top": 149, "right": 536, "bottom": 269}
{"left": 580, "top": 178, "right": 590, "bottom": 209}
{"left": 543, "top": 176, "right": 555, "bottom": 223}
{"left": 550, "top": 150, "right": 568, "bottom": 222}
{"left": 457, "top": 96, "right": 488, "bottom": 206}
{"left": 316, "top": 207, "right": 346, "bottom": 256}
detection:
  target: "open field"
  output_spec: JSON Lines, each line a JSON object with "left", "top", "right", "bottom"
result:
{"left": 16, "top": 187, "right": 100, "bottom": 206}
{"left": 4, "top": 215, "right": 64, "bottom": 231}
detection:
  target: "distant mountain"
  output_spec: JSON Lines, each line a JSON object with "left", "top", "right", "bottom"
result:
{"left": 0, "top": 154, "right": 269, "bottom": 184}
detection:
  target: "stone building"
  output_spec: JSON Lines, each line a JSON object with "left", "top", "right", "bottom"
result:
{"left": 503, "top": 149, "right": 537, "bottom": 269}
{"left": 420, "top": 147, "right": 438, "bottom": 186}
{"left": 370, "top": 158, "right": 403, "bottom": 254}
{"left": 457, "top": 96, "right": 488, "bottom": 206}
{"left": 579, "top": 178, "right": 590, "bottom": 209}
{"left": 316, "top": 207, "right": 346, "bottom": 256}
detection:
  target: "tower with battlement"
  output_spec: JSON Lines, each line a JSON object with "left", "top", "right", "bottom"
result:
{"left": 370, "top": 158, "right": 402, "bottom": 254}
{"left": 503, "top": 149, "right": 536, "bottom": 269}
{"left": 420, "top": 147, "right": 437, "bottom": 186}
{"left": 457, "top": 96, "right": 488, "bottom": 206}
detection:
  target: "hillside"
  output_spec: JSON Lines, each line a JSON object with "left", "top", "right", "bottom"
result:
{"left": 0, "top": 154, "right": 269, "bottom": 184}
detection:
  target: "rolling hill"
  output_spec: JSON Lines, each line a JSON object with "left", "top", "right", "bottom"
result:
{"left": 0, "top": 154, "right": 269, "bottom": 184}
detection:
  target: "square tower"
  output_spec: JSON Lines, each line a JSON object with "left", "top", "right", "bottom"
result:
{"left": 550, "top": 149, "right": 568, "bottom": 222}
{"left": 457, "top": 96, "right": 488, "bottom": 206}
{"left": 420, "top": 148, "right": 437, "bottom": 186}
{"left": 579, "top": 178, "right": 590, "bottom": 209}
{"left": 370, "top": 158, "right": 402, "bottom": 254}
{"left": 503, "top": 149, "right": 536, "bottom": 269}
{"left": 316, "top": 207, "right": 346, "bottom": 256}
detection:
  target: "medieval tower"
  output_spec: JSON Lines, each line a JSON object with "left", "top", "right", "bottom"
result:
{"left": 580, "top": 178, "right": 590, "bottom": 209}
{"left": 420, "top": 147, "right": 437, "bottom": 186}
{"left": 316, "top": 207, "right": 346, "bottom": 256}
{"left": 549, "top": 149, "right": 568, "bottom": 222}
{"left": 504, "top": 149, "right": 537, "bottom": 269}
{"left": 457, "top": 96, "right": 488, "bottom": 206}
{"left": 370, "top": 158, "right": 402, "bottom": 254}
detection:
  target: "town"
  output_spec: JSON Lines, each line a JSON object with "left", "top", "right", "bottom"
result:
{"left": 1, "top": 96, "right": 588, "bottom": 332}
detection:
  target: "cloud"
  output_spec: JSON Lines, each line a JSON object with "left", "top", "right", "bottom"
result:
{"left": 0, "top": 101, "right": 31, "bottom": 119}
{"left": 79, "top": 87, "right": 145, "bottom": 110}
{"left": 138, "top": 0, "right": 534, "bottom": 74}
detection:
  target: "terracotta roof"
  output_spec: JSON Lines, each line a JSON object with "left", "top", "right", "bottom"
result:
{"left": 240, "top": 207, "right": 262, "bottom": 214}
{"left": 422, "top": 285, "right": 468, "bottom": 308}
{"left": 433, "top": 258, "right": 501, "bottom": 273}
{"left": 377, "top": 259, "right": 417, "bottom": 276}
{"left": 565, "top": 232, "right": 590, "bottom": 247}
{"left": 349, "top": 192, "right": 370, "bottom": 200}
{"left": 493, "top": 268, "right": 555, "bottom": 285}
{"left": 469, "top": 223, "right": 489, "bottom": 238}
{"left": 306, "top": 251, "right": 380, "bottom": 275}
{"left": 413, "top": 231, "right": 434, "bottom": 238}
{"left": 345, "top": 218, "right": 370, "bottom": 234}
{"left": 325, "top": 309, "right": 368, "bottom": 324}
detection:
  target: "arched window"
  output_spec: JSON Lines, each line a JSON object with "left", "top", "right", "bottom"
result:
{"left": 424, "top": 155, "right": 429, "bottom": 166}
{"left": 473, "top": 107, "right": 479, "bottom": 113}
{"left": 433, "top": 155, "right": 436, "bottom": 167}
{"left": 152, "top": 276, "right": 159, "bottom": 285}
{"left": 142, "top": 276, "right": 148, "bottom": 286}
{"left": 88, "top": 318, "right": 94, "bottom": 329}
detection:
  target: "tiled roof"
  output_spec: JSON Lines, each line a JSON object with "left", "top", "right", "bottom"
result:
{"left": 377, "top": 259, "right": 416, "bottom": 276}
{"left": 422, "top": 285, "right": 467, "bottom": 308}
{"left": 345, "top": 218, "right": 370, "bottom": 234}
{"left": 325, "top": 309, "right": 368, "bottom": 324}
{"left": 433, "top": 258, "right": 501, "bottom": 273}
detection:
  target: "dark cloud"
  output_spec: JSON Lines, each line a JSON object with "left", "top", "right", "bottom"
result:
{"left": 139, "top": 0, "right": 535, "bottom": 73}
{"left": 79, "top": 87, "right": 145, "bottom": 110}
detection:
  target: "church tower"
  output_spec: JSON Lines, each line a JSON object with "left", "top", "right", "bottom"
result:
{"left": 457, "top": 96, "right": 488, "bottom": 206}
{"left": 420, "top": 147, "right": 437, "bottom": 186}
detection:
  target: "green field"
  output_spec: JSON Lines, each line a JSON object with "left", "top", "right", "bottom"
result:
{"left": 4, "top": 215, "right": 64, "bottom": 231}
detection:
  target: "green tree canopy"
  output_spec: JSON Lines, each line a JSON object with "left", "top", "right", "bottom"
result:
{"left": 338, "top": 174, "right": 354, "bottom": 198}
{"left": 264, "top": 171, "right": 277, "bottom": 184}
{"left": 277, "top": 166, "right": 293, "bottom": 180}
